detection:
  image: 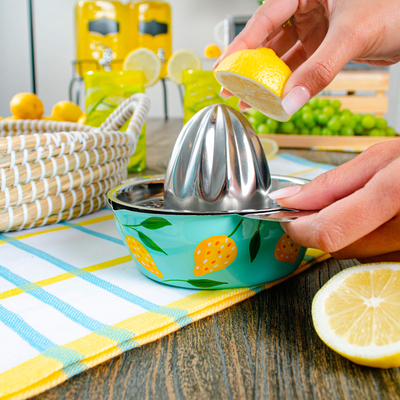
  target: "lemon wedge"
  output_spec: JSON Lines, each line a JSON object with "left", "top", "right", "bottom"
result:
{"left": 214, "top": 48, "right": 292, "bottom": 121}
{"left": 259, "top": 138, "right": 279, "bottom": 158}
{"left": 123, "top": 48, "right": 161, "bottom": 87}
{"left": 312, "top": 263, "right": 400, "bottom": 368}
{"left": 167, "top": 49, "right": 202, "bottom": 85}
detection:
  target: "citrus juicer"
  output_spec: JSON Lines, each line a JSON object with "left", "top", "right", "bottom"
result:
{"left": 163, "top": 104, "right": 313, "bottom": 221}
{"left": 108, "top": 103, "right": 312, "bottom": 289}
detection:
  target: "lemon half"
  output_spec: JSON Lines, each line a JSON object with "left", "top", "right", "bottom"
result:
{"left": 167, "top": 49, "right": 202, "bottom": 85}
{"left": 312, "top": 263, "right": 400, "bottom": 368}
{"left": 123, "top": 48, "right": 161, "bottom": 87}
{"left": 214, "top": 48, "right": 292, "bottom": 121}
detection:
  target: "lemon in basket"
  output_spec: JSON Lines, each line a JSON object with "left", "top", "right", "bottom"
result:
{"left": 123, "top": 48, "right": 162, "bottom": 87}
{"left": 51, "top": 101, "right": 84, "bottom": 122}
{"left": 10, "top": 93, "right": 44, "bottom": 120}
{"left": 312, "top": 263, "right": 400, "bottom": 368}
{"left": 214, "top": 48, "right": 292, "bottom": 122}
{"left": 167, "top": 49, "right": 202, "bottom": 85}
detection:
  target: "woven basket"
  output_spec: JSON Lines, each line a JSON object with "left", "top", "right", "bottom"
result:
{"left": 0, "top": 93, "right": 150, "bottom": 232}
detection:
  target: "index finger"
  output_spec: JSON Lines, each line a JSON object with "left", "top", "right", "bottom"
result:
{"left": 215, "top": 0, "right": 298, "bottom": 65}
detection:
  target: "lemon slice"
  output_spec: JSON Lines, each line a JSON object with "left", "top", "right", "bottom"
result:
{"left": 259, "top": 138, "right": 279, "bottom": 158}
{"left": 123, "top": 48, "right": 161, "bottom": 87}
{"left": 214, "top": 48, "right": 292, "bottom": 122}
{"left": 312, "top": 263, "right": 400, "bottom": 368}
{"left": 167, "top": 49, "right": 202, "bottom": 85}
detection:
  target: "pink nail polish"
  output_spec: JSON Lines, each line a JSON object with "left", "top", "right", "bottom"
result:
{"left": 281, "top": 86, "right": 311, "bottom": 116}
{"left": 219, "top": 88, "right": 231, "bottom": 98}
{"left": 268, "top": 185, "right": 301, "bottom": 200}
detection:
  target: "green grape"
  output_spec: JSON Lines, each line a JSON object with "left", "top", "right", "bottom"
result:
{"left": 322, "top": 106, "right": 335, "bottom": 117}
{"left": 301, "top": 105, "right": 313, "bottom": 114}
{"left": 248, "top": 108, "right": 267, "bottom": 124}
{"left": 331, "top": 99, "right": 341, "bottom": 110}
{"left": 340, "top": 113, "right": 352, "bottom": 126}
{"left": 293, "top": 128, "right": 300, "bottom": 135}
{"left": 257, "top": 123, "right": 269, "bottom": 134}
{"left": 375, "top": 117, "right": 387, "bottom": 129}
{"left": 266, "top": 118, "right": 279, "bottom": 132}
{"left": 313, "top": 108, "right": 323, "bottom": 116}
{"left": 353, "top": 113, "right": 362, "bottom": 123}
{"left": 386, "top": 127, "right": 396, "bottom": 136}
{"left": 300, "top": 127, "right": 311, "bottom": 135}
{"left": 248, "top": 116, "right": 256, "bottom": 125}
{"left": 281, "top": 121, "right": 295, "bottom": 134}
{"left": 354, "top": 124, "right": 364, "bottom": 135}
{"left": 319, "top": 99, "right": 331, "bottom": 107}
{"left": 327, "top": 116, "right": 342, "bottom": 132}
{"left": 308, "top": 97, "right": 320, "bottom": 108}
{"left": 302, "top": 113, "right": 315, "bottom": 127}
{"left": 321, "top": 128, "right": 333, "bottom": 136}
{"left": 291, "top": 111, "right": 302, "bottom": 120}
{"left": 294, "top": 118, "right": 305, "bottom": 129}
{"left": 362, "top": 114, "right": 376, "bottom": 129}
{"left": 340, "top": 127, "right": 354, "bottom": 136}
{"left": 341, "top": 109, "right": 352, "bottom": 117}
{"left": 311, "top": 126, "right": 322, "bottom": 135}
{"left": 317, "top": 113, "right": 330, "bottom": 125}
{"left": 369, "top": 128, "right": 384, "bottom": 136}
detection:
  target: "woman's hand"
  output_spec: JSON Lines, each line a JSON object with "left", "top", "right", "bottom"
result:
{"left": 268, "top": 142, "right": 400, "bottom": 263}
{"left": 214, "top": 0, "right": 400, "bottom": 115}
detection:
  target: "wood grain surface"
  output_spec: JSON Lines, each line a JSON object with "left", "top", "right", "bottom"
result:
{"left": 32, "top": 119, "right": 400, "bottom": 400}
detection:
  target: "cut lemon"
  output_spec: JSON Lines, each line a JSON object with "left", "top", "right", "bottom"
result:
{"left": 214, "top": 48, "right": 292, "bottom": 122}
{"left": 312, "top": 263, "right": 400, "bottom": 368}
{"left": 167, "top": 49, "right": 202, "bottom": 85}
{"left": 123, "top": 48, "right": 161, "bottom": 87}
{"left": 259, "top": 138, "right": 279, "bottom": 158}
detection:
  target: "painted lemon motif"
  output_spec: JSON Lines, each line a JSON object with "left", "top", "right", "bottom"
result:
{"left": 126, "top": 235, "right": 163, "bottom": 278}
{"left": 194, "top": 235, "right": 237, "bottom": 277}
{"left": 274, "top": 233, "right": 301, "bottom": 263}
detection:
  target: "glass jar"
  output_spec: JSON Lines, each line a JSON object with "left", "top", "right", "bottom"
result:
{"left": 182, "top": 70, "right": 239, "bottom": 125}
{"left": 84, "top": 70, "right": 146, "bottom": 172}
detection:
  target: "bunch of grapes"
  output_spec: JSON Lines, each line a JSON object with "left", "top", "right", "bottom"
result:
{"left": 245, "top": 98, "right": 396, "bottom": 137}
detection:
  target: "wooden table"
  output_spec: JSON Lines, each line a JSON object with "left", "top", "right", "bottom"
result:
{"left": 33, "top": 119, "right": 400, "bottom": 400}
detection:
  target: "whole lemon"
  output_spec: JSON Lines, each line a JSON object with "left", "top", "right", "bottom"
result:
{"left": 10, "top": 93, "right": 44, "bottom": 120}
{"left": 204, "top": 44, "right": 222, "bottom": 59}
{"left": 51, "top": 101, "right": 84, "bottom": 122}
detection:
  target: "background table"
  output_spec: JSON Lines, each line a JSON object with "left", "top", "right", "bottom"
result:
{"left": 32, "top": 119, "right": 400, "bottom": 400}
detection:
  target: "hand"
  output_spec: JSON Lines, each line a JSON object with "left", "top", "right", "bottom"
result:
{"left": 214, "top": 0, "right": 400, "bottom": 115}
{"left": 267, "top": 142, "right": 400, "bottom": 263}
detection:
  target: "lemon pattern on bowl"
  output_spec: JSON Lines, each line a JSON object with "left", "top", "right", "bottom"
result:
{"left": 274, "top": 233, "right": 301, "bottom": 263}
{"left": 194, "top": 235, "right": 238, "bottom": 277}
{"left": 126, "top": 235, "right": 164, "bottom": 278}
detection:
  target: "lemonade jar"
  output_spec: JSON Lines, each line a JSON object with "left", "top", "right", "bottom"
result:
{"left": 126, "top": 1, "right": 172, "bottom": 78}
{"left": 84, "top": 70, "right": 146, "bottom": 172}
{"left": 182, "top": 70, "right": 239, "bottom": 125}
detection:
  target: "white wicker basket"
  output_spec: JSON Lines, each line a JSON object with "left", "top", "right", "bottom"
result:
{"left": 0, "top": 93, "right": 150, "bottom": 232}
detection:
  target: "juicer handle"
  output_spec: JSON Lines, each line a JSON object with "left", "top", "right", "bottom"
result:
{"left": 99, "top": 93, "right": 151, "bottom": 143}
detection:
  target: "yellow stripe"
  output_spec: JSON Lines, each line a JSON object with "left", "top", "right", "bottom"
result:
{"left": 77, "top": 215, "right": 114, "bottom": 226}
{"left": 0, "top": 255, "right": 132, "bottom": 300}
{"left": 0, "top": 213, "right": 114, "bottom": 246}
{"left": 288, "top": 166, "right": 319, "bottom": 177}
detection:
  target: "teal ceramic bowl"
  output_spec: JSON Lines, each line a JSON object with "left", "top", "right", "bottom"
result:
{"left": 108, "top": 175, "right": 308, "bottom": 290}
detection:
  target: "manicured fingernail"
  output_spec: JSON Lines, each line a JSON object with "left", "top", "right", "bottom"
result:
{"left": 281, "top": 86, "right": 311, "bottom": 116}
{"left": 219, "top": 88, "right": 231, "bottom": 98}
{"left": 268, "top": 185, "right": 301, "bottom": 200}
{"left": 239, "top": 101, "right": 250, "bottom": 111}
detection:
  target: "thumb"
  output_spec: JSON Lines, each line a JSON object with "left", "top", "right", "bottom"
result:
{"left": 281, "top": 26, "right": 357, "bottom": 116}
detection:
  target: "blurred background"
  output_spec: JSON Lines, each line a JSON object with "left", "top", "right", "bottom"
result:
{"left": 1, "top": 0, "right": 400, "bottom": 130}
{"left": 0, "top": 0, "right": 258, "bottom": 119}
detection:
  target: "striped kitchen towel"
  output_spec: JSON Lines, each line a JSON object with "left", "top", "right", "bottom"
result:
{"left": 0, "top": 154, "right": 334, "bottom": 400}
